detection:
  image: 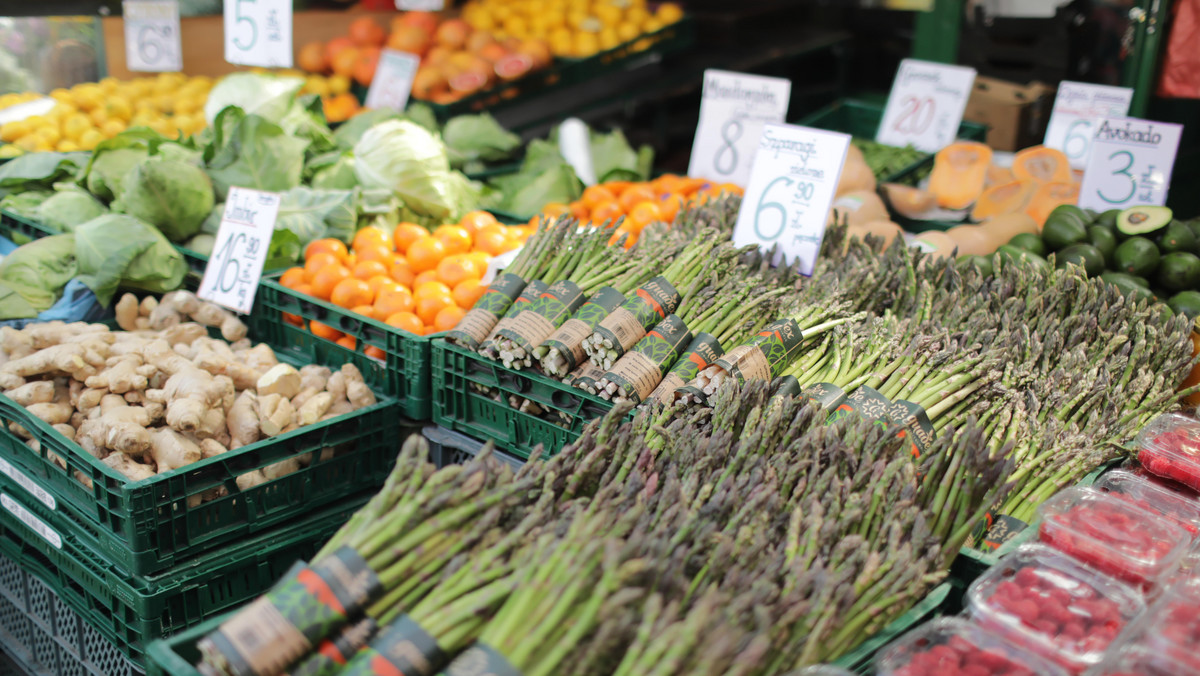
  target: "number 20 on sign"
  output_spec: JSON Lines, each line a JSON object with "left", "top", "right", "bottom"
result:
{"left": 199, "top": 188, "right": 282, "bottom": 315}
{"left": 1077, "top": 117, "right": 1183, "bottom": 212}
{"left": 732, "top": 123, "right": 851, "bottom": 277}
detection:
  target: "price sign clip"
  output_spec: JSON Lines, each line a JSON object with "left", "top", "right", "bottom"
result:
{"left": 198, "top": 187, "right": 282, "bottom": 315}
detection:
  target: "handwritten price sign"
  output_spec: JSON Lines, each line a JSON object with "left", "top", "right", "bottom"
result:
{"left": 1078, "top": 117, "right": 1183, "bottom": 212}
{"left": 123, "top": 0, "right": 182, "bottom": 72}
{"left": 395, "top": 0, "right": 444, "bottom": 8}
{"left": 732, "top": 123, "right": 851, "bottom": 276}
{"left": 1043, "top": 81, "right": 1134, "bottom": 169}
{"left": 199, "top": 187, "right": 281, "bottom": 315}
{"left": 224, "top": 0, "right": 292, "bottom": 68}
{"left": 365, "top": 50, "right": 421, "bottom": 112}
{"left": 688, "top": 70, "right": 791, "bottom": 187}
{"left": 877, "top": 59, "right": 976, "bottom": 153}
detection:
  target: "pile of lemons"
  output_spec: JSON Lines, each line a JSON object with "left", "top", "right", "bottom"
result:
{"left": 461, "top": 0, "right": 684, "bottom": 58}
{"left": 0, "top": 73, "right": 213, "bottom": 155}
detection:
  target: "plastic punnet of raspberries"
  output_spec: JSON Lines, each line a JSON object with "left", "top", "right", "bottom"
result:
{"left": 874, "top": 616, "right": 1069, "bottom": 676}
{"left": 1095, "top": 469, "right": 1200, "bottom": 538}
{"left": 1135, "top": 414, "right": 1200, "bottom": 492}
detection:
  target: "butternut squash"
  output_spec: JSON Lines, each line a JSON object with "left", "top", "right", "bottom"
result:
{"left": 1012, "top": 146, "right": 1073, "bottom": 184}
{"left": 828, "top": 190, "right": 888, "bottom": 227}
{"left": 836, "top": 153, "right": 876, "bottom": 197}
{"left": 970, "top": 180, "right": 1037, "bottom": 221}
{"left": 981, "top": 212, "right": 1038, "bottom": 241}
{"left": 912, "top": 230, "right": 957, "bottom": 261}
{"left": 882, "top": 183, "right": 937, "bottom": 219}
{"left": 986, "top": 164, "right": 1015, "bottom": 187}
{"left": 849, "top": 220, "right": 903, "bottom": 248}
{"left": 1025, "top": 181, "right": 1082, "bottom": 226}
{"left": 929, "top": 142, "right": 993, "bottom": 210}
{"left": 944, "top": 223, "right": 998, "bottom": 257}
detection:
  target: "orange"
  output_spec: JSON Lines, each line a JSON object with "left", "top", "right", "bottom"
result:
{"left": 415, "top": 280, "right": 453, "bottom": 300}
{"left": 310, "top": 264, "right": 351, "bottom": 300}
{"left": 416, "top": 293, "right": 453, "bottom": 325}
{"left": 310, "top": 321, "right": 344, "bottom": 341}
{"left": 325, "top": 36, "right": 356, "bottom": 65}
{"left": 459, "top": 210, "right": 498, "bottom": 234}
{"left": 618, "top": 185, "right": 657, "bottom": 212}
{"left": 353, "top": 260, "right": 389, "bottom": 281}
{"left": 330, "top": 277, "right": 374, "bottom": 308}
{"left": 540, "top": 202, "right": 570, "bottom": 219}
{"left": 356, "top": 244, "right": 393, "bottom": 265}
{"left": 306, "top": 239, "right": 349, "bottom": 262}
{"left": 475, "top": 222, "right": 506, "bottom": 242}
{"left": 467, "top": 251, "right": 490, "bottom": 267}
{"left": 453, "top": 278, "right": 487, "bottom": 308}
{"left": 299, "top": 41, "right": 329, "bottom": 73}
{"left": 609, "top": 223, "right": 635, "bottom": 246}
{"left": 569, "top": 202, "right": 589, "bottom": 220}
{"left": 499, "top": 238, "right": 522, "bottom": 254}
{"left": 407, "top": 236, "right": 447, "bottom": 273}
{"left": 603, "top": 181, "right": 635, "bottom": 196}
{"left": 475, "top": 229, "right": 509, "bottom": 256}
{"left": 658, "top": 193, "right": 685, "bottom": 223}
{"left": 385, "top": 311, "right": 423, "bottom": 334}
{"left": 284, "top": 312, "right": 304, "bottom": 327}
{"left": 331, "top": 46, "right": 360, "bottom": 78}
{"left": 365, "top": 345, "right": 386, "bottom": 360}
{"left": 367, "top": 274, "right": 401, "bottom": 298}
{"left": 433, "top": 225, "right": 472, "bottom": 254}
{"left": 676, "top": 177, "right": 707, "bottom": 195}
{"left": 436, "top": 255, "right": 482, "bottom": 288}
{"left": 353, "top": 227, "right": 392, "bottom": 253}
{"left": 337, "top": 335, "right": 358, "bottom": 350}
{"left": 393, "top": 222, "right": 428, "bottom": 254}
{"left": 389, "top": 258, "right": 416, "bottom": 287}
{"left": 351, "top": 304, "right": 377, "bottom": 319}
{"left": 375, "top": 286, "right": 415, "bottom": 318}
{"left": 581, "top": 185, "right": 617, "bottom": 209}
{"left": 627, "top": 201, "right": 662, "bottom": 231}
{"left": 349, "top": 17, "right": 387, "bottom": 47}
{"left": 353, "top": 47, "right": 382, "bottom": 87}
{"left": 434, "top": 305, "right": 466, "bottom": 332}
{"left": 651, "top": 173, "right": 683, "bottom": 194}
{"left": 590, "top": 201, "right": 623, "bottom": 226}
{"left": 304, "top": 253, "right": 340, "bottom": 281}
{"left": 280, "top": 267, "right": 306, "bottom": 289}
{"left": 413, "top": 269, "right": 440, "bottom": 288}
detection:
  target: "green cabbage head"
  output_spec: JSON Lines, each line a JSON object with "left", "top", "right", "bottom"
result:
{"left": 115, "top": 156, "right": 215, "bottom": 242}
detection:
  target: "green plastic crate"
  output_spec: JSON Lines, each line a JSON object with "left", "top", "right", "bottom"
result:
{"left": 0, "top": 490, "right": 365, "bottom": 667}
{"left": 0, "top": 341, "right": 402, "bottom": 576}
{"left": 252, "top": 277, "right": 433, "bottom": 419}
{"left": 431, "top": 339, "right": 613, "bottom": 459}
{"left": 0, "top": 208, "right": 56, "bottom": 244}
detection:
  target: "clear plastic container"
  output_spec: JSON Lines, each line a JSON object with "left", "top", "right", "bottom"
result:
{"left": 1037, "top": 486, "right": 1192, "bottom": 592}
{"left": 966, "top": 544, "right": 1146, "bottom": 673}
{"left": 1120, "top": 579, "right": 1200, "bottom": 671}
{"left": 791, "top": 667, "right": 855, "bottom": 676}
{"left": 1135, "top": 413, "right": 1200, "bottom": 492}
{"left": 1094, "top": 470, "right": 1200, "bottom": 539}
{"left": 874, "top": 616, "right": 1069, "bottom": 676}
{"left": 1087, "top": 644, "right": 1199, "bottom": 676}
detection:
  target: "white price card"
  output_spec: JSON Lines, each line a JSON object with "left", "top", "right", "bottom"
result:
{"left": 396, "top": 0, "right": 445, "bottom": 9}
{"left": 1044, "top": 81, "right": 1134, "bottom": 169}
{"left": 732, "top": 123, "right": 851, "bottom": 276}
{"left": 877, "top": 59, "right": 977, "bottom": 153}
{"left": 123, "top": 0, "right": 182, "bottom": 72}
{"left": 224, "top": 0, "right": 292, "bottom": 68}
{"left": 0, "top": 457, "right": 55, "bottom": 510}
{"left": 688, "top": 70, "right": 792, "bottom": 187}
{"left": 365, "top": 49, "right": 421, "bottom": 112}
{"left": 1078, "top": 117, "right": 1183, "bottom": 212}
{"left": 199, "top": 187, "right": 281, "bottom": 315}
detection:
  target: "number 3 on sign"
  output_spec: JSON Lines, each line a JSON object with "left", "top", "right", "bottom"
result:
{"left": 1098, "top": 150, "right": 1136, "bottom": 205}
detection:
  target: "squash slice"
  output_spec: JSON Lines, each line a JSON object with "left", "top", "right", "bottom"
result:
{"left": 1012, "top": 146, "right": 1073, "bottom": 184}
{"left": 971, "top": 180, "right": 1037, "bottom": 221}
{"left": 929, "top": 142, "right": 993, "bottom": 210}
{"left": 1026, "top": 182, "right": 1081, "bottom": 226}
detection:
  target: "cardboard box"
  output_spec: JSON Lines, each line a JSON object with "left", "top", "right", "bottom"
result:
{"left": 964, "top": 76, "right": 1055, "bottom": 151}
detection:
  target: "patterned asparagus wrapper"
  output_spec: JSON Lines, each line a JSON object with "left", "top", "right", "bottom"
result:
{"left": 602, "top": 314, "right": 693, "bottom": 403}
{"left": 770, "top": 375, "right": 802, "bottom": 399}
{"left": 800, "top": 382, "right": 849, "bottom": 410}
{"left": 589, "top": 277, "right": 681, "bottom": 364}
{"left": 480, "top": 280, "right": 548, "bottom": 355}
{"left": 197, "top": 549, "right": 381, "bottom": 676}
{"left": 539, "top": 286, "right": 626, "bottom": 377}
{"left": 446, "top": 272, "right": 527, "bottom": 349}
{"left": 566, "top": 359, "right": 608, "bottom": 392}
{"left": 445, "top": 642, "right": 525, "bottom": 676}
{"left": 286, "top": 617, "right": 378, "bottom": 676}
{"left": 828, "top": 385, "right": 892, "bottom": 427}
{"left": 885, "top": 398, "right": 935, "bottom": 458}
{"left": 338, "top": 615, "right": 447, "bottom": 676}
{"left": 648, "top": 333, "right": 724, "bottom": 404}
{"left": 496, "top": 280, "right": 585, "bottom": 354}
{"left": 712, "top": 318, "right": 805, "bottom": 385}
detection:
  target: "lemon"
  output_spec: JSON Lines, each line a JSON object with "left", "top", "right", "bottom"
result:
{"left": 36, "top": 126, "right": 61, "bottom": 146}
{"left": 48, "top": 89, "right": 73, "bottom": 104}
{"left": 14, "top": 135, "right": 39, "bottom": 152}
{"left": 573, "top": 31, "right": 600, "bottom": 56}
{"left": 616, "top": 21, "right": 640, "bottom": 42}
{"left": 0, "top": 120, "right": 27, "bottom": 143}
{"left": 593, "top": 3, "right": 622, "bottom": 25}
{"left": 598, "top": 27, "right": 621, "bottom": 50}
{"left": 89, "top": 107, "right": 109, "bottom": 126}
{"left": 0, "top": 145, "right": 24, "bottom": 158}
{"left": 656, "top": 2, "right": 683, "bottom": 22}
{"left": 625, "top": 7, "right": 650, "bottom": 26}
{"left": 328, "top": 74, "right": 351, "bottom": 95}
{"left": 106, "top": 97, "right": 133, "bottom": 122}
{"left": 23, "top": 115, "right": 48, "bottom": 131}
{"left": 56, "top": 139, "right": 80, "bottom": 152}
{"left": 62, "top": 114, "right": 91, "bottom": 141}
{"left": 101, "top": 119, "right": 126, "bottom": 137}
{"left": 472, "top": 9, "right": 496, "bottom": 31}
{"left": 78, "top": 129, "right": 104, "bottom": 151}
{"left": 99, "top": 77, "right": 121, "bottom": 92}
{"left": 0, "top": 93, "right": 17, "bottom": 109}
{"left": 304, "top": 75, "right": 331, "bottom": 97}
{"left": 503, "top": 15, "right": 529, "bottom": 38}
{"left": 642, "top": 17, "right": 663, "bottom": 33}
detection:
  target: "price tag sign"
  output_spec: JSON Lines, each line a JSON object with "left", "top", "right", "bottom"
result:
{"left": 732, "top": 123, "right": 851, "bottom": 276}
{"left": 688, "top": 70, "right": 792, "bottom": 187}
{"left": 224, "top": 0, "right": 292, "bottom": 68}
{"left": 877, "top": 59, "right": 977, "bottom": 153}
{"left": 365, "top": 49, "right": 421, "bottom": 111}
{"left": 1044, "top": 81, "right": 1134, "bottom": 169}
{"left": 123, "top": 0, "right": 182, "bottom": 72}
{"left": 199, "top": 187, "right": 281, "bottom": 315}
{"left": 396, "top": 0, "right": 444, "bottom": 9}
{"left": 1078, "top": 117, "right": 1183, "bottom": 212}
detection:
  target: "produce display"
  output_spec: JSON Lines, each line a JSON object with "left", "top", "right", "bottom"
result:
{"left": 875, "top": 617, "right": 1068, "bottom": 676}
{"left": 461, "top": 0, "right": 686, "bottom": 57}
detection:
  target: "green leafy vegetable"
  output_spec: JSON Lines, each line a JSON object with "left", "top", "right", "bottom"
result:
{"left": 275, "top": 187, "right": 358, "bottom": 246}
{"left": 0, "top": 190, "right": 53, "bottom": 220}
{"left": 352, "top": 119, "right": 480, "bottom": 222}
{"left": 443, "top": 112, "right": 522, "bottom": 168}
{"left": 86, "top": 147, "right": 150, "bottom": 202}
{"left": 484, "top": 139, "right": 583, "bottom": 218}
{"left": 0, "top": 234, "right": 77, "bottom": 318}
{"left": 309, "top": 152, "right": 358, "bottom": 190}
{"left": 206, "top": 113, "right": 309, "bottom": 199}
{"left": 37, "top": 188, "right": 108, "bottom": 232}
{"left": 590, "top": 128, "right": 652, "bottom": 183}
{"left": 115, "top": 156, "right": 215, "bottom": 242}
{"left": 73, "top": 214, "right": 187, "bottom": 304}
{"left": 0, "top": 152, "right": 89, "bottom": 193}
{"left": 203, "top": 73, "right": 305, "bottom": 125}
{"left": 332, "top": 108, "right": 404, "bottom": 151}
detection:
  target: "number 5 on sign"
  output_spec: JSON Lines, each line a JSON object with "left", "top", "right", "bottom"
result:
{"left": 732, "top": 123, "right": 851, "bottom": 276}
{"left": 224, "top": 0, "right": 292, "bottom": 68}
{"left": 199, "top": 188, "right": 281, "bottom": 315}
{"left": 1078, "top": 117, "right": 1183, "bottom": 212}
{"left": 877, "top": 59, "right": 976, "bottom": 153}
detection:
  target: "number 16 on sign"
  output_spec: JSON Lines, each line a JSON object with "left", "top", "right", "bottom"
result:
{"left": 199, "top": 187, "right": 281, "bottom": 315}
{"left": 732, "top": 124, "right": 851, "bottom": 276}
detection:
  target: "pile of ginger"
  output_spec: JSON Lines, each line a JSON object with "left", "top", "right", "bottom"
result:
{"left": 0, "top": 291, "right": 377, "bottom": 496}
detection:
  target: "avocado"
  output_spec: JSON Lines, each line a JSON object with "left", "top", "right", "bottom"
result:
{"left": 1056, "top": 243, "right": 1106, "bottom": 277}
{"left": 1112, "top": 237, "right": 1161, "bottom": 278}
{"left": 1008, "top": 233, "right": 1046, "bottom": 257}
{"left": 1042, "top": 215, "right": 1088, "bottom": 251}
{"left": 1169, "top": 291, "right": 1200, "bottom": 319}
{"left": 1095, "top": 209, "right": 1121, "bottom": 229}
{"left": 1100, "top": 272, "right": 1155, "bottom": 302}
{"left": 1117, "top": 205, "right": 1173, "bottom": 237}
{"left": 1185, "top": 219, "right": 1200, "bottom": 244}
{"left": 1158, "top": 221, "right": 1198, "bottom": 255}
{"left": 1157, "top": 252, "right": 1200, "bottom": 292}
{"left": 1086, "top": 226, "right": 1118, "bottom": 265}
{"left": 995, "top": 245, "right": 1049, "bottom": 271}
{"left": 1047, "top": 204, "right": 1089, "bottom": 227}
{"left": 956, "top": 254, "right": 993, "bottom": 278}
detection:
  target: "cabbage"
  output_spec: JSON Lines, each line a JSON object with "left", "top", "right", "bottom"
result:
{"left": 203, "top": 73, "right": 305, "bottom": 125}
{"left": 0, "top": 235, "right": 77, "bottom": 318}
{"left": 0, "top": 190, "right": 53, "bottom": 220}
{"left": 115, "top": 156, "right": 215, "bottom": 242}
{"left": 205, "top": 113, "right": 308, "bottom": 200}
{"left": 37, "top": 189, "right": 108, "bottom": 233}
{"left": 274, "top": 187, "right": 358, "bottom": 246}
{"left": 73, "top": 214, "right": 187, "bottom": 304}
{"left": 353, "top": 120, "right": 480, "bottom": 222}
{"left": 85, "top": 147, "right": 149, "bottom": 202}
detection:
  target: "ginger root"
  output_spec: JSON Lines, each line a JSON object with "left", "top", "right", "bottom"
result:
{"left": 6, "top": 381, "right": 54, "bottom": 406}
{"left": 149, "top": 428, "right": 201, "bottom": 473}
{"left": 104, "top": 453, "right": 155, "bottom": 482}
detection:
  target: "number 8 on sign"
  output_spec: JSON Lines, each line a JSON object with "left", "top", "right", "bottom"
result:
{"left": 714, "top": 119, "right": 743, "bottom": 176}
